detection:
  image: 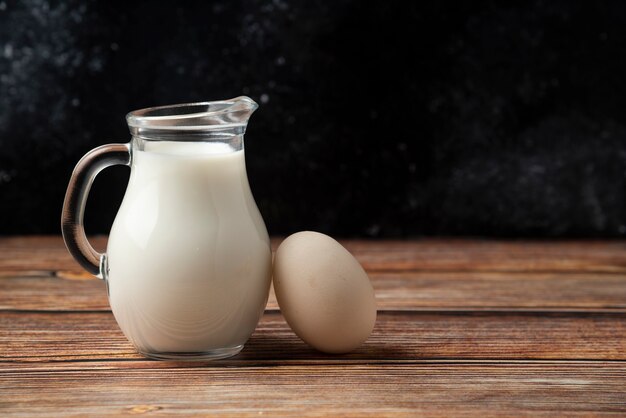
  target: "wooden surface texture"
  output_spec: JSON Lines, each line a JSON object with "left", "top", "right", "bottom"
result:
{"left": 1, "top": 236, "right": 625, "bottom": 416}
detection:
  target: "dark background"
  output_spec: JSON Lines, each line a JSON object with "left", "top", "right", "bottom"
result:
{"left": 1, "top": 0, "right": 625, "bottom": 237}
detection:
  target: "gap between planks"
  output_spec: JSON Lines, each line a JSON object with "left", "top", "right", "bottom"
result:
{"left": 2, "top": 359, "right": 626, "bottom": 373}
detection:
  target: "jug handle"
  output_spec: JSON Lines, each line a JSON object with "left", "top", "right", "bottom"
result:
{"left": 61, "top": 143, "right": 131, "bottom": 279}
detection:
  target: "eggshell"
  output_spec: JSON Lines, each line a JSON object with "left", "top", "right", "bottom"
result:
{"left": 272, "top": 231, "right": 377, "bottom": 353}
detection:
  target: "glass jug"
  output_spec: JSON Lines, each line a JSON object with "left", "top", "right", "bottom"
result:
{"left": 61, "top": 97, "right": 272, "bottom": 360}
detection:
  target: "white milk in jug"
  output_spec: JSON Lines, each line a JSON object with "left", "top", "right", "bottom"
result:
{"left": 106, "top": 141, "right": 272, "bottom": 356}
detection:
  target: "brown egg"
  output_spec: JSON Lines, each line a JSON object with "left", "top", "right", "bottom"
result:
{"left": 272, "top": 231, "right": 377, "bottom": 353}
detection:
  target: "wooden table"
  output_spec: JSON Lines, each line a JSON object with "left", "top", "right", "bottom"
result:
{"left": 1, "top": 237, "right": 625, "bottom": 416}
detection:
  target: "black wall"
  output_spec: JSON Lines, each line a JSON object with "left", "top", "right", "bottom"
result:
{"left": 1, "top": 0, "right": 625, "bottom": 237}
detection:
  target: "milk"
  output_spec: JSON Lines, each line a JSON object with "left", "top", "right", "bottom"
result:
{"left": 106, "top": 141, "right": 272, "bottom": 355}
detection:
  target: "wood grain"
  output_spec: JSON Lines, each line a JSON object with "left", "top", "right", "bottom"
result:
{"left": 1, "top": 236, "right": 626, "bottom": 416}
{"left": 1, "top": 363, "right": 625, "bottom": 416}
{"left": 2, "top": 236, "right": 626, "bottom": 275}
{"left": 2, "top": 311, "right": 625, "bottom": 363}
{"left": 344, "top": 239, "right": 626, "bottom": 273}
{"left": 2, "top": 271, "right": 626, "bottom": 312}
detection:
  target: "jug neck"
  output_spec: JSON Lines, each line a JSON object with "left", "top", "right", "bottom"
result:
{"left": 125, "top": 97, "right": 258, "bottom": 145}
{"left": 130, "top": 135, "right": 246, "bottom": 155}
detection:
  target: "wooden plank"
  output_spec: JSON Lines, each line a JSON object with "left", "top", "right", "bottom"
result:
{"left": 0, "top": 276, "right": 110, "bottom": 311}
{"left": 2, "top": 236, "right": 626, "bottom": 275}
{"left": 372, "top": 271, "right": 626, "bottom": 310}
{"left": 0, "top": 236, "right": 92, "bottom": 276}
{"left": 2, "top": 271, "right": 626, "bottom": 312}
{"left": 1, "top": 311, "right": 624, "bottom": 363}
{"left": 1, "top": 362, "right": 624, "bottom": 416}
{"left": 342, "top": 239, "right": 626, "bottom": 273}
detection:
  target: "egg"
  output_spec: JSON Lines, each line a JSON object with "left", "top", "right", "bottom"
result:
{"left": 272, "top": 231, "right": 377, "bottom": 353}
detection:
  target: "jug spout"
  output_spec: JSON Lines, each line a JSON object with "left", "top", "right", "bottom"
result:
{"left": 219, "top": 96, "right": 259, "bottom": 124}
{"left": 126, "top": 96, "right": 259, "bottom": 140}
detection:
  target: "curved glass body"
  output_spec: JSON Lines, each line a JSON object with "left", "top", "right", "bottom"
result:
{"left": 62, "top": 97, "right": 272, "bottom": 360}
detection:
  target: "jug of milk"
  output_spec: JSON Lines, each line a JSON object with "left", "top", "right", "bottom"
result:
{"left": 61, "top": 97, "right": 272, "bottom": 360}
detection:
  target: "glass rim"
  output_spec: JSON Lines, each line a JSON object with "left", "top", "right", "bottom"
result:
{"left": 126, "top": 96, "right": 258, "bottom": 133}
